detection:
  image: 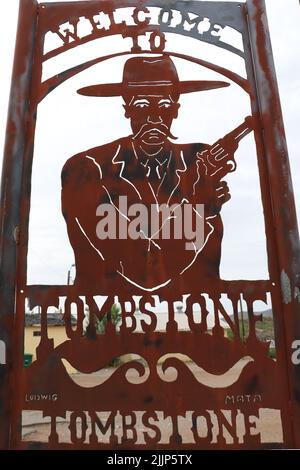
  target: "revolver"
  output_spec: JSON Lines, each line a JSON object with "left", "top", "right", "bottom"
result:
{"left": 197, "top": 116, "right": 254, "bottom": 181}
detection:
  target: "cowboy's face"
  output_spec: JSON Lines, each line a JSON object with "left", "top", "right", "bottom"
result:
{"left": 124, "top": 94, "right": 180, "bottom": 146}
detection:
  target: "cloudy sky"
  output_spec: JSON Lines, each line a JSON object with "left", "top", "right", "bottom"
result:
{"left": 0, "top": 0, "right": 299, "bottom": 287}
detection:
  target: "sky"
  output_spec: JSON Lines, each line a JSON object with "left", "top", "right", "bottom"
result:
{"left": 0, "top": 0, "right": 299, "bottom": 288}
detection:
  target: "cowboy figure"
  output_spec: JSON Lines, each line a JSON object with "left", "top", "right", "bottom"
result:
{"left": 61, "top": 55, "right": 231, "bottom": 294}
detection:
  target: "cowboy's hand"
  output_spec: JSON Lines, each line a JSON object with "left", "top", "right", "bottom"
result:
{"left": 207, "top": 180, "right": 231, "bottom": 216}
{"left": 191, "top": 158, "right": 231, "bottom": 215}
{"left": 196, "top": 143, "right": 237, "bottom": 180}
{"left": 195, "top": 178, "right": 231, "bottom": 217}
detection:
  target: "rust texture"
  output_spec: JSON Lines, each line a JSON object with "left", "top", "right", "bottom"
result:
{"left": 246, "top": 0, "right": 300, "bottom": 446}
{"left": 0, "top": 0, "right": 38, "bottom": 449}
{"left": 0, "top": 0, "right": 299, "bottom": 449}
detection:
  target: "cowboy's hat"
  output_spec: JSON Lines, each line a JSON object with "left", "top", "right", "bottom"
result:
{"left": 77, "top": 55, "right": 229, "bottom": 97}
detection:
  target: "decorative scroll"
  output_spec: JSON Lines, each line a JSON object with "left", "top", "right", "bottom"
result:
{"left": 62, "top": 355, "right": 150, "bottom": 387}
{"left": 157, "top": 354, "right": 254, "bottom": 388}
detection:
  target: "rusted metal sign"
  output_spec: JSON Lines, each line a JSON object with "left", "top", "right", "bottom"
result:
{"left": 0, "top": 0, "right": 300, "bottom": 450}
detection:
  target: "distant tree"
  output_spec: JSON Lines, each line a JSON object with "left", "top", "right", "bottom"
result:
{"left": 84, "top": 303, "right": 122, "bottom": 367}
{"left": 94, "top": 303, "right": 122, "bottom": 334}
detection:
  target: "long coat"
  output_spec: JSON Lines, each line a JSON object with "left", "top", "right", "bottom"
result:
{"left": 61, "top": 136, "right": 223, "bottom": 296}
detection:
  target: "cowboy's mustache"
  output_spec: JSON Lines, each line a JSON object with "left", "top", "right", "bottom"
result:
{"left": 133, "top": 122, "right": 177, "bottom": 141}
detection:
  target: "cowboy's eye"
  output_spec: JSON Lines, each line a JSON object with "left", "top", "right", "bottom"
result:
{"left": 158, "top": 99, "right": 173, "bottom": 109}
{"left": 159, "top": 102, "right": 172, "bottom": 109}
{"left": 132, "top": 100, "right": 150, "bottom": 109}
{"left": 135, "top": 103, "right": 148, "bottom": 109}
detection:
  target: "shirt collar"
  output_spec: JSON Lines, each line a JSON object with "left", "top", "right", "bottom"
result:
{"left": 131, "top": 142, "right": 172, "bottom": 175}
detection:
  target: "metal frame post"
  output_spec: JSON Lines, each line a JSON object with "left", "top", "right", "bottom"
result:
{"left": 247, "top": 0, "right": 300, "bottom": 447}
{"left": 0, "top": 0, "right": 38, "bottom": 449}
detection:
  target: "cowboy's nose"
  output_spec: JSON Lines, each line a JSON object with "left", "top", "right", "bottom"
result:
{"left": 147, "top": 112, "right": 163, "bottom": 124}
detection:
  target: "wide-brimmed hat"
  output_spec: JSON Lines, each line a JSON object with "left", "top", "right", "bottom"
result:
{"left": 77, "top": 55, "right": 229, "bottom": 97}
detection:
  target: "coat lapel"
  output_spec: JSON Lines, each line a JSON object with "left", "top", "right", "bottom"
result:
{"left": 166, "top": 148, "right": 188, "bottom": 206}
{"left": 111, "top": 141, "right": 143, "bottom": 201}
{"left": 111, "top": 139, "right": 188, "bottom": 207}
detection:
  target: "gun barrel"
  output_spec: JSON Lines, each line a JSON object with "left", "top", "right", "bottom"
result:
{"left": 197, "top": 116, "right": 255, "bottom": 181}
{"left": 232, "top": 116, "right": 253, "bottom": 143}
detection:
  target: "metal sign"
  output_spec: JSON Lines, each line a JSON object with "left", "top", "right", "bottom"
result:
{"left": 0, "top": 0, "right": 300, "bottom": 449}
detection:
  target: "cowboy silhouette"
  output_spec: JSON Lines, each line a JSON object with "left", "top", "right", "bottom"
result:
{"left": 61, "top": 55, "right": 231, "bottom": 294}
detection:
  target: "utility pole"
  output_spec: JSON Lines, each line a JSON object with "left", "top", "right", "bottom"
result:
{"left": 239, "top": 298, "right": 245, "bottom": 342}
{"left": 67, "top": 264, "right": 75, "bottom": 285}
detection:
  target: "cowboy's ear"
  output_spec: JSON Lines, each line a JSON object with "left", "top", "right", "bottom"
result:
{"left": 173, "top": 102, "right": 180, "bottom": 119}
{"left": 123, "top": 104, "right": 131, "bottom": 119}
